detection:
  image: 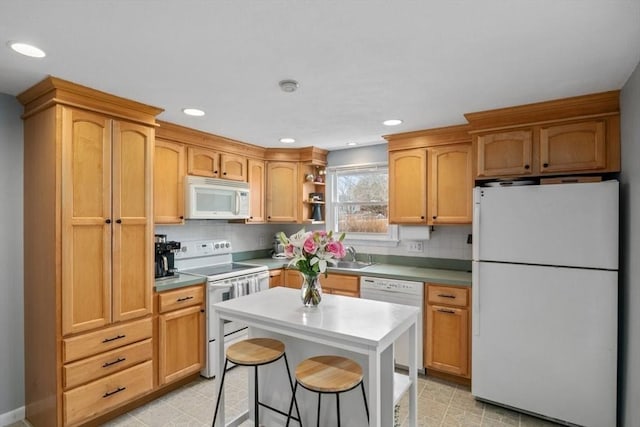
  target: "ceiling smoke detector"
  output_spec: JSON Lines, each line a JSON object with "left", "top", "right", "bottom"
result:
{"left": 279, "top": 79, "right": 299, "bottom": 93}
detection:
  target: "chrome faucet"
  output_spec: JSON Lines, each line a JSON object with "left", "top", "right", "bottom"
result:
{"left": 345, "top": 246, "right": 357, "bottom": 262}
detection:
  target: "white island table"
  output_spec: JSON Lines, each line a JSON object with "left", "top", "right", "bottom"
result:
{"left": 213, "top": 286, "right": 419, "bottom": 427}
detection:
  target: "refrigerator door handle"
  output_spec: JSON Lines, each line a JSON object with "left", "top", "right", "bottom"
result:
{"left": 472, "top": 188, "right": 480, "bottom": 261}
{"left": 472, "top": 261, "right": 480, "bottom": 336}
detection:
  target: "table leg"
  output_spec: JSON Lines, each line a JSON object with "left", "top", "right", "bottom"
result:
{"left": 367, "top": 349, "right": 381, "bottom": 427}
{"left": 214, "top": 312, "right": 225, "bottom": 427}
{"left": 409, "top": 320, "right": 418, "bottom": 427}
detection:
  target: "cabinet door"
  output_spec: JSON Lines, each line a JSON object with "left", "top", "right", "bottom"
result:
{"left": 248, "top": 159, "right": 266, "bottom": 222}
{"left": 154, "top": 139, "right": 185, "bottom": 224}
{"left": 425, "top": 304, "right": 469, "bottom": 377}
{"left": 539, "top": 120, "right": 606, "bottom": 174}
{"left": 284, "top": 269, "right": 302, "bottom": 288}
{"left": 61, "top": 108, "right": 112, "bottom": 335}
{"left": 187, "top": 146, "right": 219, "bottom": 177}
{"left": 321, "top": 274, "right": 359, "bottom": 297}
{"left": 269, "top": 268, "right": 284, "bottom": 288}
{"left": 266, "top": 162, "right": 298, "bottom": 222}
{"left": 476, "top": 130, "right": 533, "bottom": 177}
{"left": 158, "top": 305, "right": 204, "bottom": 385}
{"left": 112, "top": 121, "right": 154, "bottom": 323}
{"left": 427, "top": 144, "right": 472, "bottom": 225}
{"left": 220, "top": 153, "right": 247, "bottom": 181}
{"left": 389, "top": 149, "right": 427, "bottom": 224}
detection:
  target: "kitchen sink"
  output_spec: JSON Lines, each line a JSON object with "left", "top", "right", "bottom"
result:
{"left": 333, "top": 260, "right": 373, "bottom": 270}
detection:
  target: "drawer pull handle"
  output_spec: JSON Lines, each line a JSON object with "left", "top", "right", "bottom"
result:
{"left": 437, "top": 308, "right": 456, "bottom": 314}
{"left": 437, "top": 294, "right": 456, "bottom": 299}
{"left": 102, "top": 357, "right": 126, "bottom": 368}
{"left": 102, "top": 334, "right": 126, "bottom": 343}
{"left": 103, "top": 386, "right": 126, "bottom": 398}
{"left": 177, "top": 296, "right": 194, "bottom": 302}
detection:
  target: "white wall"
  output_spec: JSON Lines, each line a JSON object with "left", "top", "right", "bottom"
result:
{"left": 0, "top": 93, "right": 25, "bottom": 421}
{"left": 619, "top": 58, "right": 640, "bottom": 427}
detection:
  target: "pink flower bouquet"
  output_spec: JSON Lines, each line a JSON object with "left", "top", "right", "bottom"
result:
{"left": 278, "top": 229, "right": 346, "bottom": 277}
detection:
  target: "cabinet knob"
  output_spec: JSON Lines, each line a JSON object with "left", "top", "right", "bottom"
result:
{"left": 214, "top": 170, "right": 218, "bottom": 174}
{"left": 116, "top": 219, "right": 122, "bottom": 224}
{"left": 420, "top": 216, "right": 425, "bottom": 219}
{"left": 432, "top": 216, "right": 437, "bottom": 220}
{"left": 543, "top": 163, "right": 549, "bottom": 168}
{"left": 267, "top": 216, "right": 271, "bottom": 219}
{"left": 105, "top": 219, "right": 111, "bottom": 224}
{"left": 179, "top": 216, "right": 184, "bottom": 220}
{"left": 223, "top": 172, "right": 227, "bottom": 176}
{"left": 524, "top": 164, "right": 530, "bottom": 170}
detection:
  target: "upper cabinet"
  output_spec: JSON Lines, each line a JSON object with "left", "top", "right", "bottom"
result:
{"left": 386, "top": 125, "right": 473, "bottom": 226}
{"left": 466, "top": 91, "right": 620, "bottom": 180}
{"left": 247, "top": 159, "right": 266, "bottom": 223}
{"left": 187, "top": 147, "right": 248, "bottom": 181}
{"left": 266, "top": 161, "right": 299, "bottom": 222}
{"left": 154, "top": 139, "right": 185, "bottom": 224}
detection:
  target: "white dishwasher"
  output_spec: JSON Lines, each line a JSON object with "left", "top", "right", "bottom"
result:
{"left": 360, "top": 276, "right": 423, "bottom": 370}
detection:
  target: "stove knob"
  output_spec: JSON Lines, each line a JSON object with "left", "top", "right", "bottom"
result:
{"left": 214, "top": 244, "right": 219, "bottom": 249}
{"left": 225, "top": 242, "right": 230, "bottom": 248}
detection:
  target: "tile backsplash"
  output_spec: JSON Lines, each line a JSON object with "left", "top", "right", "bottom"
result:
{"left": 155, "top": 221, "right": 472, "bottom": 261}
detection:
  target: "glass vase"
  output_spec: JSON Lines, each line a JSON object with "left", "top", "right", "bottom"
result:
{"left": 300, "top": 272, "right": 322, "bottom": 307}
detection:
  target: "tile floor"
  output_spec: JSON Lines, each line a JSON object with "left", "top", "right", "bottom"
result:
{"left": 8, "top": 367, "right": 563, "bottom": 427}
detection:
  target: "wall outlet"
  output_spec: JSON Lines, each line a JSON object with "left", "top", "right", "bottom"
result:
{"left": 407, "top": 241, "right": 423, "bottom": 252}
{"left": 258, "top": 235, "right": 266, "bottom": 247}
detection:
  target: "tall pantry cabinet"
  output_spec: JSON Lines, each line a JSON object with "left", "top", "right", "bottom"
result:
{"left": 19, "top": 77, "right": 163, "bottom": 426}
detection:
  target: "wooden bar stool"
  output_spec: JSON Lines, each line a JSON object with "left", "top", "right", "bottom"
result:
{"left": 212, "top": 338, "right": 302, "bottom": 427}
{"left": 285, "top": 355, "right": 369, "bottom": 427}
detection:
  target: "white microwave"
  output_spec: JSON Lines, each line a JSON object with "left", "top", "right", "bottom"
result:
{"left": 184, "top": 176, "right": 250, "bottom": 220}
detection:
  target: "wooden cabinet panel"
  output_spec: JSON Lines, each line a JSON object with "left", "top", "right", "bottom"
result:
{"left": 158, "top": 305, "right": 204, "bottom": 385}
{"left": 154, "top": 139, "right": 185, "bottom": 224}
{"left": 321, "top": 274, "right": 359, "bottom": 296}
{"left": 476, "top": 130, "right": 533, "bottom": 177}
{"left": 220, "top": 153, "right": 247, "bottom": 181}
{"left": 63, "top": 360, "right": 153, "bottom": 426}
{"left": 63, "top": 317, "right": 152, "bottom": 363}
{"left": 425, "top": 284, "right": 470, "bottom": 378}
{"left": 284, "top": 269, "right": 302, "bottom": 288}
{"left": 427, "top": 144, "right": 472, "bottom": 224}
{"left": 112, "top": 121, "right": 153, "bottom": 323}
{"left": 269, "top": 268, "right": 284, "bottom": 288}
{"left": 266, "top": 162, "right": 298, "bottom": 222}
{"left": 158, "top": 285, "right": 204, "bottom": 313}
{"left": 187, "top": 146, "right": 219, "bottom": 177}
{"left": 425, "top": 304, "right": 469, "bottom": 377}
{"left": 64, "top": 339, "right": 152, "bottom": 390}
{"left": 248, "top": 159, "right": 266, "bottom": 222}
{"left": 62, "top": 108, "right": 112, "bottom": 335}
{"left": 389, "top": 149, "right": 427, "bottom": 224}
{"left": 540, "top": 120, "right": 606, "bottom": 173}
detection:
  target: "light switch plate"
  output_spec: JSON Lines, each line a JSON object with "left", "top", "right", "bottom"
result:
{"left": 407, "top": 241, "right": 423, "bottom": 252}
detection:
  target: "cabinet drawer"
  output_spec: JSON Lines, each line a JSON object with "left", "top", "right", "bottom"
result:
{"left": 64, "top": 339, "right": 152, "bottom": 389}
{"left": 322, "top": 274, "right": 359, "bottom": 293}
{"left": 64, "top": 360, "right": 153, "bottom": 426}
{"left": 427, "top": 285, "right": 468, "bottom": 307}
{"left": 158, "top": 285, "right": 204, "bottom": 313}
{"left": 63, "top": 317, "right": 152, "bottom": 363}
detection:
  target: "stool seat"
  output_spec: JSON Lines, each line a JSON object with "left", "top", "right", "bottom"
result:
{"left": 295, "top": 355, "right": 363, "bottom": 393}
{"left": 226, "top": 338, "right": 285, "bottom": 365}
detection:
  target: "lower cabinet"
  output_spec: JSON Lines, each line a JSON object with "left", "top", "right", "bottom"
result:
{"left": 157, "top": 285, "right": 205, "bottom": 385}
{"left": 284, "top": 269, "right": 359, "bottom": 297}
{"left": 269, "top": 268, "right": 284, "bottom": 287}
{"left": 424, "top": 284, "right": 470, "bottom": 379}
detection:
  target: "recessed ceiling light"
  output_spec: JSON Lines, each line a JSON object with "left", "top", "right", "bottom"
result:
{"left": 383, "top": 119, "right": 403, "bottom": 126}
{"left": 182, "top": 108, "right": 205, "bottom": 117}
{"left": 347, "top": 142, "right": 358, "bottom": 146}
{"left": 280, "top": 137, "right": 296, "bottom": 144}
{"left": 279, "top": 80, "right": 299, "bottom": 93}
{"left": 8, "top": 41, "right": 46, "bottom": 58}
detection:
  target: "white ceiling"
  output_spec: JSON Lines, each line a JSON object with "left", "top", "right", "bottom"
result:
{"left": 1, "top": 1, "right": 639, "bottom": 151}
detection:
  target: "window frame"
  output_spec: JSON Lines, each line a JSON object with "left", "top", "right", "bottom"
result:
{"left": 326, "top": 162, "right": 399, "bottom": 246}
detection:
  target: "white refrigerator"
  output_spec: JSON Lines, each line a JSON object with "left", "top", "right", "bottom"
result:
{"left": 472, "top": 180, "right": 618, "bottom": 427}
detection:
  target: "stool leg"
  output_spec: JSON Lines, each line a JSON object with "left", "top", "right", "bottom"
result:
{"left": 212, "top": 358, "right": 230, "bottom": 427}
{"left": 316, "top": 394, "right": 321, "bottom": 427}
{"left": 283, "top": 353, "right": 303, "bottom": 426}
{"left": 336, "top": 393, "right": 341, "bottom": 427}
{"left": 285, "top": 381, "right": 299, "bottom": 427}
{"left": 360, "top": 382, "right": 370, "bottom": 424}
{"left": 254, "top": 365, "right": 259, "bottom": 426}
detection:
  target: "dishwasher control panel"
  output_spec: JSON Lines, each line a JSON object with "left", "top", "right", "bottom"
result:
{"left": 360, "top": 276, "right": 423, "bottom": 295}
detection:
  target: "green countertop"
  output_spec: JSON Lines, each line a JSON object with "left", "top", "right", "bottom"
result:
{"left": 243, "top": 257, "right": 472, "bottom": 287}
{"left": 154, "top": 273, "right": 206, "bottom": 292}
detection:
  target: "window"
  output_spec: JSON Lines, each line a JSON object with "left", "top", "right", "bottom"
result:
{"left": 327, "top": 163, "right": 398, "bottom": 244}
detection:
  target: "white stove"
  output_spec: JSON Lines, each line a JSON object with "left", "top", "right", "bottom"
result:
{"left": 175, "top": 239, "right": 269, "bottom": 378}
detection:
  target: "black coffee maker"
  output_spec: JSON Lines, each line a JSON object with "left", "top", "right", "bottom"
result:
{"left": 155, "top": 234, "right": 181, "bottom": 279}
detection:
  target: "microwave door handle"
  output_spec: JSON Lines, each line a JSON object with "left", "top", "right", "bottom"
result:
{"left": 235, "top": 192, "right": 241, "bottom": 215}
